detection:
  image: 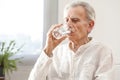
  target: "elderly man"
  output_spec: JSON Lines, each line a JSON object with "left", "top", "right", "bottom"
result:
{"left": 28, "top": 1, "right": 113, "bottom": 80}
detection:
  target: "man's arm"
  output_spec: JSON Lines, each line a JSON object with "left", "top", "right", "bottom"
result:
{"left": 28, "top": 51, "right": 52, "bottom": 80}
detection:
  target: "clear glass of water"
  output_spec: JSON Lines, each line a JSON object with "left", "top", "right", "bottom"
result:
{"left": 52, "top": 24, "right": 71, "bottom": 39}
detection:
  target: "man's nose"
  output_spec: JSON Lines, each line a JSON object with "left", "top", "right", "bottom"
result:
{"left": 66, "top": 19, "right": 73, "bottom": 27}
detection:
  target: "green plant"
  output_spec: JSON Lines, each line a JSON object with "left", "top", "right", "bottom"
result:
{"left": 0, "top": 40, "right": 23, "bottom": 76}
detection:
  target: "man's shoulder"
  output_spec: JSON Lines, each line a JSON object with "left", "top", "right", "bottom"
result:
{"left": 94, "top": 40, "right": 111, "bottom": 50}
{"left": 92, "top": 39, "right": 113, "bottom": 55}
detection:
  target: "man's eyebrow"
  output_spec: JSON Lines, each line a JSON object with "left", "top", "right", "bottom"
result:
{"left": 71, "top": 17, "right": 80, "bottom": 20}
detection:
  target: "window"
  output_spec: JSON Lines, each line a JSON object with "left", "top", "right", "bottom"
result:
{"left": 0, "top": 0, "right": 43, "bottom": 55}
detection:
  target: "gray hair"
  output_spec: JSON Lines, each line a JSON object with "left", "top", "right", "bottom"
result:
{"left": 64, "top": 1, "right": 96, "bottom": 21}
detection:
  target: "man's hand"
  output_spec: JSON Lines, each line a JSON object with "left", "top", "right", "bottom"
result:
{"left": 44, "top": 24, "right": 67, "bottom": 57}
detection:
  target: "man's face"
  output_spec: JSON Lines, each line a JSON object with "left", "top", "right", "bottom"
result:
{"left": 64, "top": 6, "right": 94, "bottom": 40}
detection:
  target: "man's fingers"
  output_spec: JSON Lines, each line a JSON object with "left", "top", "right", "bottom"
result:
{"left": 58, "top": 36, "right": 67, "bottom": 42}
{"left": 47, "top": 24, "right": 63, "bottom": 36}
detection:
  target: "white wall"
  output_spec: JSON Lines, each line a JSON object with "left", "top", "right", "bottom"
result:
{"left": 58, "top": 0, "right": 120, "bottom": 80}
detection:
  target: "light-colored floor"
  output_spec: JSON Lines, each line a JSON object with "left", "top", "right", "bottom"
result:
{"left": 5, "top": 66, "right": 33, "bottom": 80}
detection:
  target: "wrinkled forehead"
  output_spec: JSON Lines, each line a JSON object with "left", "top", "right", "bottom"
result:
{"left": 63, "top": 6, "right": 87, "bottom": 19}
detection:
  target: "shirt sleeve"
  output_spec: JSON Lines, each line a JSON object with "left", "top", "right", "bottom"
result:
{"left": 94, "top": 50, "right": 114, "bottom": 80}
{"left": 28, "top": 50, "right": 52, "bottom": 80}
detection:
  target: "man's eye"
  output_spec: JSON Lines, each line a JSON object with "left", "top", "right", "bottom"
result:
{"left": 72, "top": 19, "right": 80, "bottom": 23}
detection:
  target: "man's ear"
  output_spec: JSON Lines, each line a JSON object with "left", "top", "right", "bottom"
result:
{"left": 87, "top": 20, "right": 94, "bottom": 33}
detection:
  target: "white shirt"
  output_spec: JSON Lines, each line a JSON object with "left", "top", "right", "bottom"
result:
{"left": 28, "top": 38, "right": 113, "bottom": 80}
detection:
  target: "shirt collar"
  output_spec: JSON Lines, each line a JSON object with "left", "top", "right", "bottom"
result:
{"left": 72, "top": 37, "right": 95, "bottom": 56}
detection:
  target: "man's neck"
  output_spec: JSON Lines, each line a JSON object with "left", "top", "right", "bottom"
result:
{"left": 69, "top": 37, "right": 90, "bottom": 52}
